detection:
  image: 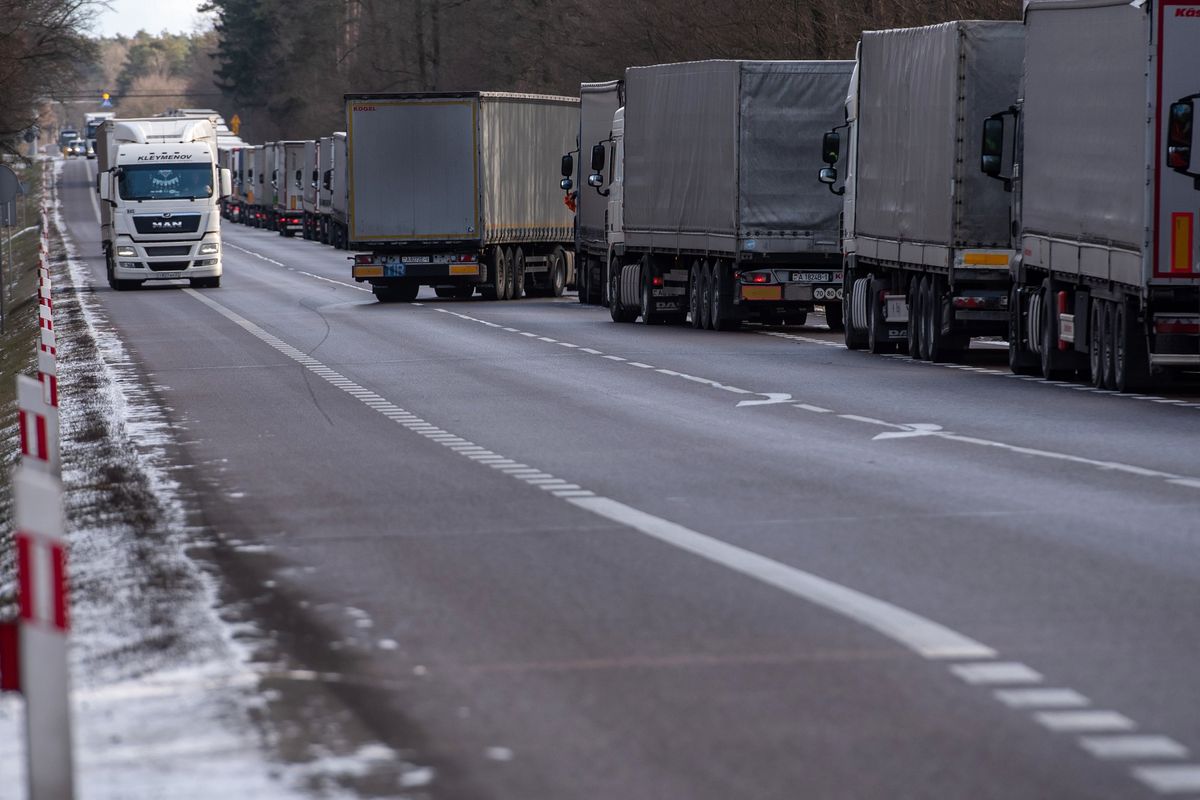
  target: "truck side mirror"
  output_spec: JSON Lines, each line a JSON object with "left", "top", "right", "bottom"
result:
{"left": 220, "top": 168, "right": 232, "bottom": 199}
{"left": 561, "top": 153, "right": 574, "bottom": 177}
{"left": 821, "top": 131, "right": 840, "bottom": 165}
{"left": 1167, "top": 100, "right": 1195, "bottom": 175}
{"left": 981, "top": 116, "right": 1005, "bottom": 177}
{"left": 818, "top": 166, "right": 844, "bottom": 196}
{"left": 590, "top": 143, "right": 606, "bottom": 172}
{"left": 561, "top": 177, "right": 574, "bottom": 191}
{"left": 588, "top": 173, "right": 604, "bottom": 188}
{"left": 98, "top": 175, "right": 111, "bottom": 203}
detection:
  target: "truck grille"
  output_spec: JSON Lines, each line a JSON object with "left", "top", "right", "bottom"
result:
{"left": 146, "top": 246, "right": 191, "bottom": 256}
{"left": 148, "top": 261, "right": 190, "bottom": 271}
{"left": 133, "top": 213, "right": 202, "bottom": 235}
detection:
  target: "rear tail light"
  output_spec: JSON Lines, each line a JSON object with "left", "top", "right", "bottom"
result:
{"left": 354, "top": 254, "right": 374, "bottom": 265}
{"left": 1154, "top": 316, "right": 1200, "bottom": 335}
{"left": 651, "top": 275, "right": 664, "bottom": 288}
{"left": 739, "top": 271, "right": 774, "bottom": 285}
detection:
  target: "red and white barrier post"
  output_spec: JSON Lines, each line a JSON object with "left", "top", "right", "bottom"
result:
{"left": 17, "top": 375, "right": 59, "bottom": 476}
{"left": 13, "top": 467, "right": 74, "bottom": 800}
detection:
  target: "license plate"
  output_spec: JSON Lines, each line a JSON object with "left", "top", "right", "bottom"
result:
{"left": 404, "top": 255, "right": 432, "bottom": 264}
{"left": 790, "top": 271, "right": 832, "bottom": 283}
{"left": 154, "top": 272, "right": 184, "bottom": 280}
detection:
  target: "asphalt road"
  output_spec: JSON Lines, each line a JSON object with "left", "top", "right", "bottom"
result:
{"left": 59, "top": 158, "right": 1200, "bottom": 799}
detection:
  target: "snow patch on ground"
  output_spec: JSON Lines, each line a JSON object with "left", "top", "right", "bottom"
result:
{"left": 0, "top": 161, "right": 411, "bottom": 799}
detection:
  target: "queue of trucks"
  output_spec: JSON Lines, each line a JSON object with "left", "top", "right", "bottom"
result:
{"left": 100, "top": 0, "right": 1194, "bottom": 392}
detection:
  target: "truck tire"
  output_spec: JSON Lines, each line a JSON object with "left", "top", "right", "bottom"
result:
{"left": 699, "top": 261, "right": 714, "bottom": 329}
{"left": 923, "top": 277, "right": 949, "bottom": 362}
{"left": 843, "top": 278, "right": 868, "bottom": 350}
{"left": 689, "top": 261, "right": 704, "bottom": 329}
{"left": 374, "top": 281, "right": 419, "bottom": 303}
{"left": 907, "top": 277, "right": 923, "bottom": 358}
{"left": 548, "top": 248, "right": 567, "bottom": 298}
{"left": 1113, "top": 300, "right": 1149, "bottom": 393}
{"left": 512, "top": 247, "right": 526, "bottom": 299}
{"left": 480, "top": 249, "right": 501, "bottom": 300}
{"left": 610, "top": 269, "right": 638, "bottom": 323}
{"left": 710, "top": 261, "right": 739, "bottom": 331}
{"left": 501, "top": 247, "right": 516, "bottom": 300}
{"left": 1010, "top": 286, "right": 1041, "bottom": 376}
{"left": 824, "top": 302, "right": 844, "bottom": 332}
{"left": 1088, "top": 299, "right": 1105, "bottom": 387}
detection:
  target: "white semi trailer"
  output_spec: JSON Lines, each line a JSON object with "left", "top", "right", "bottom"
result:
{"left": 96, "top": 116, "right": 231, "bottom": 290}
{"left": 982, "top": 0, "right": 1200, "bottom": 390}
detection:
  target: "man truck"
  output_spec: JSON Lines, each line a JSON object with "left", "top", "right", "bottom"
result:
{"left": 819, "top": 21, "right": 1024, "bottom": 358}
{"left": 982, "top": 0, "right": 1200, "bottom": 390}
{"left": 591, "top": 60, "right": 853, "bottom": 329}
{"left": 96, "top": 116, "right": 231, "bottom": 290}
{"left": 346, "top": 92, "right": 577, "bottom": 302}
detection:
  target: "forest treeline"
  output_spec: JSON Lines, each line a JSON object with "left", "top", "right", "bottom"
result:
{"left": 202, "top": 0, "right": 1020, "bottom": 141}
{"left": 3, "top": 0, "right": 1021, "bottom": 153}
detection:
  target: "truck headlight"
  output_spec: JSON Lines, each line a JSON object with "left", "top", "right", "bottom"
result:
{"left": 116, "top": 246, "right": 136, "bottom": 257}
{"left": 198, "top": 242, "right": 220, "bottom": 255}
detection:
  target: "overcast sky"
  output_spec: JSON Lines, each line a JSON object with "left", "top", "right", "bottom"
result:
{"left": 94, "top": 0, "right": 213, "bottom": 38}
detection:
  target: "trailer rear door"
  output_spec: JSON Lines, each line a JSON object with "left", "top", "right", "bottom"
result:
{"left": 1154, "top": 1, "right": 1200, "bottom": 280}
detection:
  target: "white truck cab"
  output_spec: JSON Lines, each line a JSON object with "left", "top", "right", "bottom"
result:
{"left": 97, "top": 118, "right": 231, "bottom": 290}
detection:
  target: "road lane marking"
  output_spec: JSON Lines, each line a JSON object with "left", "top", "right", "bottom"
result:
{"left": 418, "top": 304, "right": 1200, "bottom": 494}
{"left": 565, "top": 496, "right": 994, "bottom": 661}
{"left": 951, "top": 662, "right": 1042, "bottom": 685}
{"left": 994, "top": 688, "right": 1090, "bottom": 709}
{"left": 1133, "top": 765, "right": 1200, "bottom": 793}
{"left": 1035, "top": 711, "right": 1136, "bottom": 733}
{"left": 1080, "top": 736, "right": 1187, "bottom": 760}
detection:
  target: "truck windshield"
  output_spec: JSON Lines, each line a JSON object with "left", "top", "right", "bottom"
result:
{"left": 118, "top": 164, "right": 214, "bottom": 200}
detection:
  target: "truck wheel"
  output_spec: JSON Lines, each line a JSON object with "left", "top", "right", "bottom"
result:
{"left": 1010, "top": 286, "right": 1040, "bottom": 376}
{"left": 907, "top": 277, "right": 923, "bottom": 358}
{"left": 868, "top": 277, "right": 891, "bottom": 354}
{"left": 549, "top": 249, "right": 567, "bottom": 298}
{"left": 689, "top": 261, "right": 704, "bottom": 329}
{"left": 923, "top": 277, "right": 949, "bottom": 363}
{"left": 1088, "top": 300, "right": 1105, "bottom": 387}
{"left": 698, "top": 261, "right": 714, "bottom": 329}
{"left": 512, "top": 247, "right": 526, "bottom": 299}
{"left": 824, "top": 302, "right": 844, "bottom": 332}
{"left": 1113, "top": 300, "right": 1149, "bottom": 393}
{"left": 610, "top": 270, "right": 638, "bottom": 323}
{"left": 710, "top": 261, "right": 739, "bottom": 331}
{"left": 843, "top": 278, "right": 868, "bottom": 350}
{"left": 500, "top": 247, "right": 515, "bottom": 300}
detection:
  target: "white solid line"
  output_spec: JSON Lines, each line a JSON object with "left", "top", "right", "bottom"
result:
{"left": 795, "top": 404, "right": 833, "bottom": 414}
{"left": 951, "top": 662, "right": 1042, "bottom": 685}
{"left": 1132, "top": 765, "right": 1200, "bottom": 793}
{"left": 1079, "top": 735, "right": 1187, "bottom": 760}
{"left": 298, "top": 270, "right": 371, "bottom": 292}
{"left": 1034, "top": 710, "right": 1135, "bottom": 733}
{"left": 994, "top": 688, "right": 1089, "bottom": 709}
{"left": 566, "top": 496, "right": 995, "bottom": 660}
{"left": 838, "top": 414, "right": 901, "bottom": 428}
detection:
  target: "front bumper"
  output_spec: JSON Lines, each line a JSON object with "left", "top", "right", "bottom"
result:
{"left": 113, "top": 240, "right": 222, "bottom": 280}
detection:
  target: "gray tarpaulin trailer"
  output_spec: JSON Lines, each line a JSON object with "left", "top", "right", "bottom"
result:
{"left": 823, "top": 21, "right": 1024, "bottom": 358}
{"left": 598, "top": 60, "right": 853, "bottom": 329}
{"left": 346, "top": 91, "right": 578, "bottom": 303}
{"left": 569, "top": 80, "right": 622, "bottom": 306}
{"left": 983, "top": 0, "right": 1200, "bottom": 390}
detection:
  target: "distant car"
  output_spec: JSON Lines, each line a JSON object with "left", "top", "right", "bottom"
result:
{"left": 65, "top": 139, "right": 84, "bottom": 157}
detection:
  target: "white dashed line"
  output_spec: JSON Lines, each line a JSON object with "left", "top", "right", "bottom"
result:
{"left": 951, "top": 662, "right": 1043, "bottom": 686}
{"left": 1133, "top": 765, "right": 1200, "bottom": 793}
{"left": 1035, "top": 710, "right": 1136, "bottom": 733}
{"left": 1080, "top": 735, "right": 1187, "bottom": 760}
{"left": 994, "top": 688, "right": 1090, "bottom": 709}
